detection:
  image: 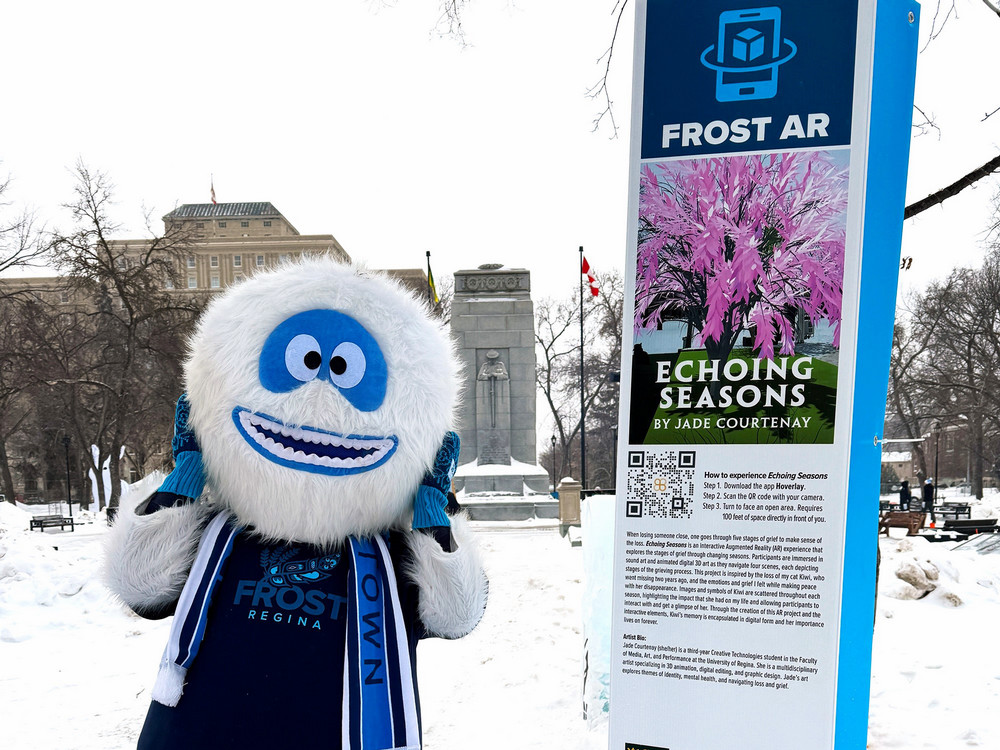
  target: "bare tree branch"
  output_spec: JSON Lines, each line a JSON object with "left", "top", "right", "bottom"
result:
{"left": 921, "top": 1, "right": 958, "bottom": 51}
{"left": 0, "top": 172, "right": 47, "bottom": 280}
{"left": 436, "top": 0, "right": 471, "bottom": 44}
{"left": 981, "top": 104, "right": 1000, "bottom": 122}
{"left": 981, "top": 0, "right": 1000, "bottom": 20}
{"left": 904, "top": 153, "right": 1000, "bottom": 219}
{"left": 912, "top": 105, "right": 942, "bottom": 139}
{"left": 586, "top": 0, "right": 629, "bottom": 138}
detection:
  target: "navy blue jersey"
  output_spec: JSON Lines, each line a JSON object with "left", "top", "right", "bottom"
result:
{"left": 137, "top": 529, "right": 424, "bottom": 750}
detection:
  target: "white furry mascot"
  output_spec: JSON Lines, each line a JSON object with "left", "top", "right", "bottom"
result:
{"left": 105, "top": 258, "right": 487, "bottom": 750}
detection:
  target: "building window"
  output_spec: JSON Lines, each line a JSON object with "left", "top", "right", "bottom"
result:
{"left": 234, "top": 274, "right": 244, "bottom": 283}
{"left": 218, "top": 221, "right": 227, "bottom": 228}
{"left": 210, "top": 256, "right": 219, "bottom": 268}
{"left": 211, "top": 276, "right": 220, "bottom": 289}
{"left": 256, "top": 255, "right": 265, "bottom": 267}
{"left": 188, "top": 277, "right": 197, "bottom": 289}
{"left": 233, "top": 255, "right": 242, "bottom": 268}
{"left": 263, "top": 220, "right": 271, "bottom": 227}
{"left": 187, "top": 256, "right": 195, "bottom": 269}
{"left": 196, "top": 222, "right": 204, "bottom": 229}
{"left": 240, "top": 221, "right": 249, "bottom": 228}
{"left": 279, "top": 254, "right": 290, "bottom": 264}
{"left": 164, "top": 278, "right": 174, "bottom": 290}
{"left": 60, "top": 290, "right": 70, "bottom": 304}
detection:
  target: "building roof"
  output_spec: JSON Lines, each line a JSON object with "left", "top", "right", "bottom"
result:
{"left": 163, "top": 202, "right": 284, "bottom": 220}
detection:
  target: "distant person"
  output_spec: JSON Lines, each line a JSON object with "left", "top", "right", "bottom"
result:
{"left": 922, "top": 478, "right": 935, "bottom": 523}
{"left": 899, "top": 480, "right": 912, "bottom": 511}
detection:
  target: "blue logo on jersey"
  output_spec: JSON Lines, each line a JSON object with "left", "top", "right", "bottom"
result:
{"left": 233, "top": 547, "right": 347, "bottom": 629}
{"left": 263, "top": 548, "right": 341, "bottom": 586}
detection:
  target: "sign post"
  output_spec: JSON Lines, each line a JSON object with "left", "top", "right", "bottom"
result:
{"left": 610, "top": 2, "right": 919, "bottom": 749}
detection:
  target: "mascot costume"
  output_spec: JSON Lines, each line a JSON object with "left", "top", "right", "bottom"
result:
{"left": 105, "top": 258, "right": 488, "bottom": 749}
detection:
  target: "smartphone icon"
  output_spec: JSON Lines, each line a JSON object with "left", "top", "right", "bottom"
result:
{"left": 700, "top": 6, "right": 796, "bottom": 103}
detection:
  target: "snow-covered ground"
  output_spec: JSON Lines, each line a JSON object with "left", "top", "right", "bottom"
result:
{"left": 3, "top": 490, "right": 1000, "bottom": 749}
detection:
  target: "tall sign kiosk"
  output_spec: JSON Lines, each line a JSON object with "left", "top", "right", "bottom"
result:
{"left": 610, "top": 2, "right": 918, "bottom": 749}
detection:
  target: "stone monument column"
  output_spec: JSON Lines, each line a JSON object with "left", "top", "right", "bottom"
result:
{"left": 450, "top": 264, "right": 547, "bottom": 493}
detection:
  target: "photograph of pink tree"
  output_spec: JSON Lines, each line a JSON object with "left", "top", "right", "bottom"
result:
{"left": 630, "top": 150, "right": 850, "bottom": 445}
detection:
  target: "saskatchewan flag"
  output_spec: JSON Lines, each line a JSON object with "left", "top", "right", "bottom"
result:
{"left": 428, "top": 264, "right": 439, "bottom": 304}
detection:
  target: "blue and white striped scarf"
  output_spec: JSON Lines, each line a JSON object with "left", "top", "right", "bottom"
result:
{"left": 151, "top": 512, "right": 420, "bottom": 750}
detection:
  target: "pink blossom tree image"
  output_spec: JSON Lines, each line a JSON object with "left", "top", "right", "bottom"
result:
{"left": 635, "top": 151, "right": 848, "bottom": 366}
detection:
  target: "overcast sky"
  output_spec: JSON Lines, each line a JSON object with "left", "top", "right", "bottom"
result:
{"left": 1, "top": 0, "right": 996, "bottom": 305}
{"left": 0, "top": 0, "right": 634, "bottom": 304}
{"left": 898, "top": 0, "right": 1000, "bottom": 301}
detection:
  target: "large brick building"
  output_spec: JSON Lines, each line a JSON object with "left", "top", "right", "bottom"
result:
{"left": 6, "top": 202, "right": 427, "bottom": 304}
{"left": 130, "top": 202, "right": 348, "bottom": 290}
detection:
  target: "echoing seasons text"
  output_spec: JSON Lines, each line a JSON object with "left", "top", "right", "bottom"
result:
{"left": 656, "top": 356, "right": 814, "bottom": 410}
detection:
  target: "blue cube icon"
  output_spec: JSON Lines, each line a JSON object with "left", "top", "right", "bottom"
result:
{"left": 733, "top": 27, "right": 765, "bottom": 62}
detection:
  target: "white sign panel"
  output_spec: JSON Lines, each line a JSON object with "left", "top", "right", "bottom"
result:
{"left": 610, "top": 2, "right": 919, "bottom": 749}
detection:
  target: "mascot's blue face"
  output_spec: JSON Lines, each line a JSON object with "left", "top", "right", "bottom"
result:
{"left": 233, "top": 309, "right": 397, "bottom": 476}
{"left": 184, "top": 260, "right": 457, "bottom": 547}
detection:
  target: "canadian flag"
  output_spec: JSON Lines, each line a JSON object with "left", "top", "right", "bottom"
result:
{"left": 581, "top": 256, "right": 599, "bottom": 297}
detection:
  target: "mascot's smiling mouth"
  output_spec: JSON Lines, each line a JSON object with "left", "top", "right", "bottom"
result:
{"left": 232, "top": 407, "right": 397, "bottom": 475}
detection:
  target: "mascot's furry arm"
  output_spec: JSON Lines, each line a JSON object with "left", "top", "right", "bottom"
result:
{"left": 405, "top": 513, "right": 487, "bottom": 639}
{"left": 105, "top": 396, "right": 213, "bottom": 619}
{"left": 104, "top": 497, "right": 213, "bottom": 619}
{"left": 405, "top": 431, "right": 488, "bottom": 639}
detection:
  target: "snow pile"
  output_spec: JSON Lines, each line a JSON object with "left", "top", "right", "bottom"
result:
{"left": 0, "top": 504, "right": 105, "bottom": 643}
{"left": 0, "top": 499, "right": 32, "bottom": 531}
{"left": 455, "top": 456, "right": 548, "bottom": 477}
{"left": 967, "top": 486, "right": 1000, "bottom": 519}
{"left": 418, "top": 527, "right": 603, "bottom": 750}
{"left": 0, "top": 492, "right": 172, "bottom": 749}
{"left": 868, "top": 490, "right": 1000, "bottom": 749}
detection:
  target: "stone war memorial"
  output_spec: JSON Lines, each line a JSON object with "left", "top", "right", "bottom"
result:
{"left": 450, "top": 264, "right": 548, "bottom": 495}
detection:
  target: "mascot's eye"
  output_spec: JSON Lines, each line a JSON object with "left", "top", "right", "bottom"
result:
{"left": 259, "top": 309, "right": 387, "bottom": 410}
{"left": 285, "top": 334, "right": 323, "bottom": 382}
{"left": 329, "top": 342, "right": 366, "bottom": 389}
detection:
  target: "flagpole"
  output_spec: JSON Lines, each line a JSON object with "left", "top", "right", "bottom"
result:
{"left": 579, "top": 245, "right": 587, "bottom": 491}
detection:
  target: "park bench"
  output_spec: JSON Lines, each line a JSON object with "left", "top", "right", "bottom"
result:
{"left": 942, "top": 518, "right": 997, "bottom": 535}
{"left": 878, "top": 510, "right": 925, "bottom": 536}
{"left": 28, "top": 503, "right": 74, "bottom": 532}
{"left": 935, "top": 503, "right": 972, "bottom": 521}
{"left": 29, "top": 515, "right": 75, "bottom": 532}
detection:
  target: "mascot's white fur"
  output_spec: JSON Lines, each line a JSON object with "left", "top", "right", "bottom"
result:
{"left": 105, "top": 258, "right": 487, "bottom": 750}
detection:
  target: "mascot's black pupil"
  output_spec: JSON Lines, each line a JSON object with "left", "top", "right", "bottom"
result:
{"left": 303, "top": 351, "right": 322, "bottom": 370}
{"left": 330, "top": 356, "right": 347, "bottom": 375}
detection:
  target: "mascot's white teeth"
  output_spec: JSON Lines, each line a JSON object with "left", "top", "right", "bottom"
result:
{"left": 232, "top": 407, "right": 397, "bottom": 475}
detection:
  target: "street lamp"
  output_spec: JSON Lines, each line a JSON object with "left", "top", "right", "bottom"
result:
{"left": 550, "top": 435, "right": 557, "bottom": 495}
{"left": 933, "top": 421, "right": 942, "bottom": 502}
{"left": 61, "top": 435, "right": 73, "bottom": 519}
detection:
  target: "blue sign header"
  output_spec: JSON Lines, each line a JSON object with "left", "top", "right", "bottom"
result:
{"left": 641, "top": 0, "right": 859, "bottom": 159}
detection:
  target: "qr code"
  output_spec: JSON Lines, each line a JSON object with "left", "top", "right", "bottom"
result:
{"left": 625, "top": 450, "right": 696, "bottom": 519}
